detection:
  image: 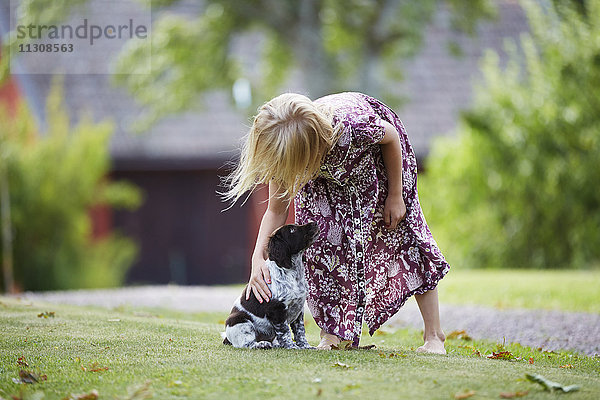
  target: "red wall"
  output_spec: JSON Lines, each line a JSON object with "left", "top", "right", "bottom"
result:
{"left": 0, "top": 49, "right": 21, "bottom": 115}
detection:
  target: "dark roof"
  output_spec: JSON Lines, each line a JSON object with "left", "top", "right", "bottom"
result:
{"left": 1, "top": 0, "right": 529, "bottom": 167}
{"left": 398, "top": 0, "right": 529, "bottom": 157}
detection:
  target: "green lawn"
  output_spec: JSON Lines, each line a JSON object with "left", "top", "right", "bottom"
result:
{"left": 438, "top": 269, "right": 600, "bottom": 313}
{"left": 227, "top": 269, "right": 600, "bottom": 313}
{"left": 1, "top": 298, "right": 599, "bottom": 399}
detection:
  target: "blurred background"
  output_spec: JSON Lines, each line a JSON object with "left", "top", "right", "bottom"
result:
{"left": 0, "top": 0, "right": 598, "bottom": 293}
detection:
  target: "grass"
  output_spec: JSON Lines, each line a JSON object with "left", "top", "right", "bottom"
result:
{"left": 1, "top": 297, "right": 599, "bottom": 399}
{"left": 438, "top": 269, "right": 600, "bottom": 313}
{"left": 220, "top": 269, "right": 600, "bottom": 314}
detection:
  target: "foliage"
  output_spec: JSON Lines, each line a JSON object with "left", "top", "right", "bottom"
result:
{"left": 110, "top": 0, "right": 496, "bottom": 127}
{"left": 0, "top": 82, "right": 142, "bottom": 291}
{"left": 1, "top": 0, "right": 496, "bottom": 128}
{"left": 419, "top": 0, "right": 600, "bottom": 269}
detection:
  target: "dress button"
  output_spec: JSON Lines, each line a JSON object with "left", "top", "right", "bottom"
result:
{"left": 349, "top": 186, "right": 355, "bottom": 192}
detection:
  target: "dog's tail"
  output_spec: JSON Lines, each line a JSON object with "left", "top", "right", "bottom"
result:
{"left": 220, "top": 331, "right": 232, "bottom": 346}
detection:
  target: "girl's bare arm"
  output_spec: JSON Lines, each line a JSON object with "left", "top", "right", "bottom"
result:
{"left": 247, "top": 181, "right": 290, "bottom": 303}
{"left": 379, "top": 120, "right": 406, "bottom": 229}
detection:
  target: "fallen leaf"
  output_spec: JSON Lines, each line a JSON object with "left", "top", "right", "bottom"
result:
{"left": 454, "top": 390, "right": 476, "bottom": 399}
{"left": 332, "top": 362, "right": 352, "bottom": 369}
{"left": 331, "top": 340, "right": 353, "bottom": 350}
{"left": 62, "top": 389, "right": 99, "bottom": 400}
{"left": 377, "top": 351, "right": 406, "bottom": 358}
{"left": 559, "top": 364, "right": 574, "bottom": 369}
{"left": 447, "top": 330, "right": 472, "bottom": 341}
{"left": 528, "top": 357, "right": 534, "bottom": 364}
{"left": 536, "top": 348, "right": 556, "bottom": 354}
{"left": 81, "top": 362, "right": 108, "bottom": 372}
{"left": 499, "top": 390, "right": 529, "bottom": 398}
{"left": 525, "top": 373, "right": 580, "bottom": 393}
{"left": 487, "top": 351, "right": 515, "bottom": 360}
{"left": 17, "top": 356, "right": 29, "bottom": 367}
{"left": 316, "top": 388, "right": 322, "bottom": 396}
{"left": 358, "top": 344, "right": 376, "bottom": 350}
{"left": 37, "top": 311, "right": 55, "bottom": 318}
{"left": 16, "top": 370, "right": 47, "bottom": 384}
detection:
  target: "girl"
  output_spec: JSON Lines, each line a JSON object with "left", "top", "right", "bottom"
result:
{"left": 225, "top": 92, "right": 450, "bottom": 353}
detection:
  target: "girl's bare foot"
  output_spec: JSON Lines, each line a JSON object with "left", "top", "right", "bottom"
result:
{"left": 316, "top": 329, "right": 341, "bottom": 350}
{"left": 416, "top": 331, "right": 446, "bottom": 354}
{"left": 414, "top": 288, "right": 446, "bottom": 354}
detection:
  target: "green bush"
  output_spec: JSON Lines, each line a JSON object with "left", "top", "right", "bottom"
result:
{"left": 0, "top": 82, "right": 142, "bottom": 291}
{"left": 419, "top": 1, "right": 600, "bottom": 269}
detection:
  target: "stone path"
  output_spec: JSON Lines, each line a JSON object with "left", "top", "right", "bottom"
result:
{"left": 15, "top": 285, "right": 600, "bottom": 356}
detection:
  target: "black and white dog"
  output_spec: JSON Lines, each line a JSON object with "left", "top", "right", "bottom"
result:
{"left": 222, "top": 222, "right": 319, "bottom": 349}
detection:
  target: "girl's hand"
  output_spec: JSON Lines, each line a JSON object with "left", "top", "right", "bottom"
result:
{"left": 246, "top": 256, "right": 272, "bottom": 303}
{"left": 384, "top": 193, "right": 406, "bottom": 230}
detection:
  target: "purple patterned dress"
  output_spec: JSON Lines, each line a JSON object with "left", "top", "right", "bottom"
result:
{"left": 294, "top": 92, "right": 450, "bottom": 346}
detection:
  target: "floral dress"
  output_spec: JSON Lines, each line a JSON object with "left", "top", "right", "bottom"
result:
{"left": 294, "top": 92, "right": 450, "bottom": 346}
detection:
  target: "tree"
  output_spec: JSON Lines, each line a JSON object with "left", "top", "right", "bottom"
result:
{"left": 1, "top": 0, "right": 496, "bottom": 127}
{"left": 111, "top": 0, "right": 496, "bottom": 126}
{"left": 0, "top": 82, "right": 142, "bottom": 291}
{"left": 418, "top": 0, "right": 600, "bottom": 270}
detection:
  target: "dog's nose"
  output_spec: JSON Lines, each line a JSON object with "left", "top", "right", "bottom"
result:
{"left": 306, "top": 221, "right": 320, "bottom": 235}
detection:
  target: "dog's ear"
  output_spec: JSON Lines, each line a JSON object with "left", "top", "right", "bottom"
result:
{"left": 267, "top": 235, "right": 293, "bottom": 269}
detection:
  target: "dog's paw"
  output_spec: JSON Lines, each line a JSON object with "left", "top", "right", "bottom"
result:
{"left": 274, "top": 340, "right": 300, "bottom": 349}
{"left": 251, "top": 341, "right": 273, "bottom": 349}
{"left": 295, "top": 343, "right": 314, "bottom": 350}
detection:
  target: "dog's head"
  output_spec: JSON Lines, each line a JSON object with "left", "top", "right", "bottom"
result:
{"left": 267, "top": 222, "right": 319, "bottom": 270}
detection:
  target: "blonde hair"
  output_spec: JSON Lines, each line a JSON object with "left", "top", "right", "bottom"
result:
{"left": 223, "top": 93, "right": 340, "bottom": 206}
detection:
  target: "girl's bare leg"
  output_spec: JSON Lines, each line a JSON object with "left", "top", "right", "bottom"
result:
{"left": 414, "top": 287, "right": 446, "bottom": 354}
